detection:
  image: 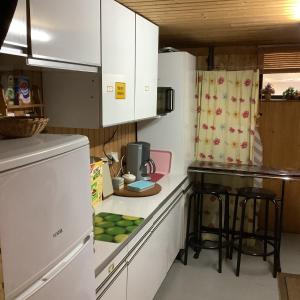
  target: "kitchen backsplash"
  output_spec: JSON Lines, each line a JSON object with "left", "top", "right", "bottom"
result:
{"left": 46, "top": 123, "right": 136, "bottom": 174}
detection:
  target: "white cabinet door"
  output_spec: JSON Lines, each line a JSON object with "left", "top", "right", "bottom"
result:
{"left": 29, "top": 0, "right": 101, "bottom": 66}
{"left": 127, "top": 227, "right": 167, "bottom": 300}
{"left": 164, "top": 195, "right": 183, "bottom": 271}
{"left": 127, "top": 193, "right": 183, "bottom": 300}
{"left": 43, "top": 70, "right": 101, "bottom": 129}
{"left": 2, "top": 0, "right": 27, "bottom": 48}
{"left": 96, "top": 264, "right": 127, "bottom": 300}
{"left": 101, "top": 0, "right": 135, "bottom": 127}
{"left": 134, "top": 15, "right": 158, "bottom": 120}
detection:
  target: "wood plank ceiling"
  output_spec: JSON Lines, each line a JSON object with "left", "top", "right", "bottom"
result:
{"left": 118, "top": 0, "right": 300, "bottom": 47}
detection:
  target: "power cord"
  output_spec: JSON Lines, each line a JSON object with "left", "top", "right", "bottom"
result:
{"left": 103, "top": 126, "right": 119, "bottom": 161}
{"left": 116, "top": 155, "right": 125, "bottom": 177}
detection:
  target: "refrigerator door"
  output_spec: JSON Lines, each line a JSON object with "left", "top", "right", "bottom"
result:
{"left": 15, "top": 235, "right": 95, "bottom": 300}
{"left": 0, "top": 144, "right": 93, "bottom": 299}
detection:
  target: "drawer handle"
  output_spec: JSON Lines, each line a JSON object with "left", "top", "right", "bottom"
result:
{"left": 108, "top": 263, "right": 115, "bottom": 274}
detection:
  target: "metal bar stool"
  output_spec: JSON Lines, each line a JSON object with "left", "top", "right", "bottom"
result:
{"left": 230, "top": 187, "right": 280, "bottom": 277}
{"left": 184, "top": 183, "right": 230, "bottom": 273}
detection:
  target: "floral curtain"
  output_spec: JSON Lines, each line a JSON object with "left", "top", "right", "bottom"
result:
{"left": 195, "top": 70, "right": 259, "bottom": 163}
{"left": 194, "top": 70, "right": 260, "bottom": 235}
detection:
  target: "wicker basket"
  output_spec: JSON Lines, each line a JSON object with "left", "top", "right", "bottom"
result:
{"left": 0, "top": 117, "right": 49, "bottom": 138}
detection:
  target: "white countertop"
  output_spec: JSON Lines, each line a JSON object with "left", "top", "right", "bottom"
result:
{"left": 93, "top": 173, "right": 188, "bottom": 275}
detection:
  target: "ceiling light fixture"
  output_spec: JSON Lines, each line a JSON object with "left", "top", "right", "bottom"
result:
{"left": 293, "top": 2, "right": 300, "bottom": 19}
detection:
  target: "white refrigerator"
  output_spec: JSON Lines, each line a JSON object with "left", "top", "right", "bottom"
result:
{"left": 137, "top": 51, "right": 196, "bottom": 175}
{"left": 0, "top": 134, "right": 95, "bottom": 300}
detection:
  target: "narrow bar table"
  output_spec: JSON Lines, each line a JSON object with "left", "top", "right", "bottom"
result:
{"left": 188, "top": 161, "right": 300, "bottom": 272}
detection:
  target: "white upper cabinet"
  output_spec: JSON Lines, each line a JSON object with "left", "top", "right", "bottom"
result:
{"left": 134, "top": 15, "right": 159, "bottom": 120}
{"left": 29, "top": 0, "right": 101, "bottom": 67}
{"left": 1, "top": 0, "right": 27, "bottom": 54}
{"left": 101, "top": 0, "right": 136, "bottom": 126}
{"left": 42, "top": 0, "right": 159, "bottom": 128}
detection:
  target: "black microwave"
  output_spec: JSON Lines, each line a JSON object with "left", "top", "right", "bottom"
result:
{"left": 157, "top": 87, "right": 175, "bottom": 116}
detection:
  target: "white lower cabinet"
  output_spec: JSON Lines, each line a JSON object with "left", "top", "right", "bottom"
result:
{"left": 127, "top": 193, "right": 183, "bottom": 300}
{"left": 96, "top": 191, "right": 185, "bottom": 300}
{"left": 96, "top": 263, "right": 127, "bottom": 300}
{"left": 127, "top": 224, "right": 167, "bottom": 300}
{"left": 165, "top": 196, "right": 183, "bottom": 271}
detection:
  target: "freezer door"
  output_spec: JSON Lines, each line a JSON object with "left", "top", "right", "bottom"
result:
{"left": 0, "top": 145, "right": 93, "bottom": 299}
{"left": 15, "top": 235, "right": 95, "bottom": 300}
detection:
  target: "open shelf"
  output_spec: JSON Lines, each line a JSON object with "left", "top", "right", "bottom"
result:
{"left": 7, "top": 104, "right": 44, "bottom": 110}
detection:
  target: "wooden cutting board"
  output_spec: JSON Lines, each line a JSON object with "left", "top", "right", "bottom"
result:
{"left": 278, "top": 273, "right": 300, "bottom": 300}
{"left": 114, "top": 183, "right": 161, "bottom": 197}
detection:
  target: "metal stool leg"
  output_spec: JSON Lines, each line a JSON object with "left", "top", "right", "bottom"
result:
{"left": 277, "top": 199, "right": 283, "bottom": 273}
{"left": 217, "top": 194, "right": 223, "bottom": 273}
{"left": 230, "top": 194, "right": 239, "bottom": 259}
{"left": 273, "top": 199, "right": 280, "bottom": 278}
{"left": 263, "top": 199, "right": 270, "bottom": 261}
{"left": 192, "top": 193, "right": 199, "bottom": 252}
{"left": 252, "top": 197, "right": 257, "bottom": 235}
{"left": 194, "top": 192, "right": 203, "bottom": 259}
{"left": 224, "top": 193, "right": 230, "bottom": 258}
{"left": 184, "top": 192, "right": 194, "bottom": 265}
{"left": 236, "top": 198, "right": 247, "bottom": 277}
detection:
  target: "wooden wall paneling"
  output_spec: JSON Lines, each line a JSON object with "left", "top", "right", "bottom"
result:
{"left": 119, "top": 0, "right": 300, "bottom": 46}
{"left": 259, "top": 101, "right": 300, "bottom": 233}
{"left": 94, "top": 128, "right": 100, "bottom": 158}
{"left": 47, "top": 124, "right": 136, "bottom": 177}
{"left": 125, "top": 123, "right": 130, "bottom": 146}
{"left": 214, "top": 53, "right": 259, "bottom": 70}
{"left": 90, "top": 129, "right": 99, "bottom": 157}
{"left": 185, "top": 46, "right": 260, "bottom": 70}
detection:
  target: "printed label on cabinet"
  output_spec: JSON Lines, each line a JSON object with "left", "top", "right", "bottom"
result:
{"left": 115, "top": 82, "right": 126, "bottom": 100}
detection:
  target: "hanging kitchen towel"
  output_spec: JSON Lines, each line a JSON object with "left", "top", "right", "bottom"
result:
{"left": 0, "top": 0, "right": 18, "bottom": 49}
{"left": 253, "top": 129, "right": 263, "bottom": 188}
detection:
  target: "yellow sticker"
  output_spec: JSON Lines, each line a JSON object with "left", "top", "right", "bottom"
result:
{"left": 115, "top": 82, "right": 126, "bottom": 99}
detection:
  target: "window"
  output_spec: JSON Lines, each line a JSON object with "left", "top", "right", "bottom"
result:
{"left": 260, "top": 49, "right": 300, "bottom": 100}
{"left": 263, "top": 73, "right": 300, "bottom": 98}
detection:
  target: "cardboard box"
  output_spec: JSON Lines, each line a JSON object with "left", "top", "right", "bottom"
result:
{"left": 90, "top": 160, "right": 103, "bottom": 210}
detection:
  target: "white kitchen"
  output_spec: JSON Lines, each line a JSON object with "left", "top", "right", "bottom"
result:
{"left": 1, "top": 1, "right": 300, "bottom": 300}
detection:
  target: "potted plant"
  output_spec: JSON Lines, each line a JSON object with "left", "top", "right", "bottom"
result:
{"left": 261, "top": 83, "right": 275, "bottom": 100}
{"left": 282, "top": 87, "right": 298, "bottom": 100}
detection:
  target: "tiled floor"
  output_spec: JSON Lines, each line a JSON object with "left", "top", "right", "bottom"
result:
{"left": 155, "top": 234, "right": 300, "bottom": 300}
